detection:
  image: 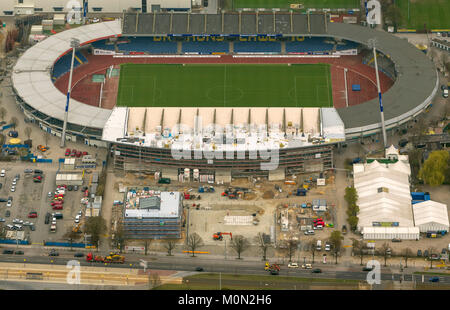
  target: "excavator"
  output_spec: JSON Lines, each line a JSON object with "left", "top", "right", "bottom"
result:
{"left": 213, "top": 232, "right": 233, "bottom": 241}
{"left": 86, "top": 252, "right": 125, "bottom": 263}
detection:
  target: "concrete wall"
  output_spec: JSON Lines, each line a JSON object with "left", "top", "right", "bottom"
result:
{"left": 268, "top": 168, "right": 285, "bottom": 181}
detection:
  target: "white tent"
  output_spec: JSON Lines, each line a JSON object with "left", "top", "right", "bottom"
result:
{"left": 413, "top": 200, "right": 449, "bottom": 232}
{"left": 362, "top": 227, "right": 420, "bottom": 240}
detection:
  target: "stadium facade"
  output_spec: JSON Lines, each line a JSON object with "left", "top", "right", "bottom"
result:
{"left": 11, "top": 12, "right": 438, "bottom": 177}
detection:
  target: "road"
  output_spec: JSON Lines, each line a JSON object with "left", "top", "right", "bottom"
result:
{"left": 0, "top": 252, "right": 449, "bottom": 286}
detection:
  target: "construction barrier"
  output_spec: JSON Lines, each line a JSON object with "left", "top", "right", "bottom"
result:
{"left": 182, "top": 251, "right": 210, "bottom": 254}
{"left": 0, "top": 239, "right": 29, "bottom": 245}
{"left": 44, "top": 241, "right": 92, "bottom": 248}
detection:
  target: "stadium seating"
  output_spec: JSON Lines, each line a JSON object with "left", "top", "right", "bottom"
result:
{"left": 117, "top": 37, "right": 177, "bottom": 54}
{"left": 335, "top": 40, "right": 360, "bottom": 51}
{"left": 182, "top": 41, "right": 229, "bottom": 54}
{"left": 286, "top": 37, "right": 334, "bottom": 53}
{"left": 52, "top": 51, "right": 88, "bottom": 80}
{"left": 91, "top": 39, "right": 115, "bottom": 51}
{"left": 233, "top": 41, "right": 281, "bottom": 53}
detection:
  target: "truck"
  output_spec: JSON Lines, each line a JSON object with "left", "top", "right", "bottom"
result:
{"left": 316, "top": 240, "right": 322, "bottom": 251}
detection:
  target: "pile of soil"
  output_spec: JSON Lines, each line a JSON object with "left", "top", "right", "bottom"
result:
{"left": 262, "top": 190, "right": 274, "bottom": 199}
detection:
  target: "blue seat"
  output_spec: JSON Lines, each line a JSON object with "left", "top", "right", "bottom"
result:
{"left": 234, "top": 41, "right": 281, "bottom": 53}
{"left": 182, "top": 40, "right": 229, "bottom": 54}
{"left": 52, "top": 51, "right": 88, "bottom": 80}
{"left": 286, "top": 37, "right": 334, "bottom": 53}
{"left": 117, "top": 37, "right": 177, "bottom": 54}
{"left": 91, "top": 39, "right": 115, "bottom": 51}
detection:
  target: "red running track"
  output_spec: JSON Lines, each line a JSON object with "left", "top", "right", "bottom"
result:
{"left": 54, "top": 54, "right": 394, "bottom": 110}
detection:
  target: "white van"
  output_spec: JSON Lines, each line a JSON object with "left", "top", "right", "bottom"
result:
{"left": 443, "top": 89, "right": 448, "bottom": 98}
{"left": 316, "top": 240, "right": 322, "bottom": 251}
{"left": 0, "top": 169, "right": 5, "bottom": 177}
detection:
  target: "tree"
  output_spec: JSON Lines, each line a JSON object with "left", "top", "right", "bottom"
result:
{"left": 0, "top": 107, "right": 6, "bottom": 121}
{"left": 0, "top": 223, "right": 6, "bottom": 239}
{"left": 64, "top": 228, "right": 80, "bottom": 251}
{"left": 186, "top": 233, "right": 204, "bottom": 257}
{"left": 230, "top": 235, "right": 250, "bottom": 259}
{"left": 144, "top": 239, "right": 152, "bottom": 255}
{"left": 352, "top": 239, "right": 365, "bottom": 266}
{"left": 402, "top": 248, "right": 413, "bottom": 268}
{"left": 419, "top": 151, "right": 450, "bottom": 186}
{"left": 427, "top": 247, "right": 437, "bottom": 269}
{"left": 149, "top": 273, "right": 161, "bottom": 289}
{"left": 286, "top": 238, "right": 298, "bottom": 262}
{"left": 25, "top": 127, "right": 32, "bottom": 140}
{"left": 9, "top": 117, "right": 18, "bottom": 130}
{"left": 380, "top": 242, "right": 391, "bottom": 267}
{"left": 112, "top": 223, "right": 125, "bottom": 253}
{"left": 329, "top": 231, "right": 344, "bottom": 264}
{"left": 385, "top": 4, "right": 402, "bottom": 27}
{"left": 84, "top": 216, "right": 107, "bottom": 250}
{"left": 348, "top": 216, "right": 359, "bottom": 231}
{"left": 256, "top": 233, "right": 269, "bottom": 261}
{"left": 309, "top": 238, "right": 317, "bottom": 264}
{"left": 163, "top": 239, "right": 177, "bottom": 256}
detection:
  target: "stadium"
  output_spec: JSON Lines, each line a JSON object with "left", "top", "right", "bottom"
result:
{"left": 12, "top": 11, "right": 438, "bottom": 180}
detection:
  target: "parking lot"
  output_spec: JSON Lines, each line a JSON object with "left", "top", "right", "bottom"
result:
{"left": 0, "top": 163, "right": 88, "bottom": 245}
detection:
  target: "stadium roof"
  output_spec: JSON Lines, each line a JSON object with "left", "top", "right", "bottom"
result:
{"left": 12, "top": 20, "right": 121, "bottom": 129}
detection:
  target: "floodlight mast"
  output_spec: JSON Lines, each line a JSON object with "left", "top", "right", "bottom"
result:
{"left": 60, "top": 38, "right": 80, "bottom": 148}
{"left": 368, "top": 38, "right": 387, "bottom": 148}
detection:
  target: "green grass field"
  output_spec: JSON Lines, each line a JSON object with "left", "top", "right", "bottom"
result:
{"left": 396, "top": 0, "right": 450, "bottom": 29}
{"left": 116, "top": 63, "right": 333, "bottom": 108}
{"left": 230, "top": 0, "right": 360, "bottom": 9}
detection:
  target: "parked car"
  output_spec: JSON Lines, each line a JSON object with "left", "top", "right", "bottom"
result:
{"left": 302, "top": 264, "right": 312, "bottom": 269}
{"left": 74, "top": 185, "right": 79, "bottom": 191}
{"left": 270, "top": 269, "right": 279, "bottom": 275}
{"left": 424, "top": 250, "right": 429, "bottom": 258}
{"left": 68, "top": 185, "right": 74, "bottom": 191}
{"left": 417, "top": 250, "right": 422, "bottom": 257}
{"left": 311, "top": 268, "right": 322, "bottom": 273}
{"left": 48, "top": 192, "right": 53, "bottom": 198}
{"left": 392, "top": 238, "right": 402, "bottom": 242}
{"left": 5, "top": 210, "right": 10, "bottom": 217}
{"left": 74, "top": 253, "right": 84, "bottom": 258}
{"left": 195, "top": 267, "right": 204, "bottom": 272}
{"left": 28, "top": 212, "right": 38, "bottom": 218}
{"left": 288, "top": 262, "right": 299, "bottom": 268}
{"left": 6, "top": 200, "right": 12, "bottom": 207}
{"left": 0, "top": 198, "right": 7, "bottom": 202}
{"left": 34, "top": 169, "right": 43, "bottom": 174}
{"left": 0, "top": 218, "right": 5, "bottom": 222}
{"left": 304, "top": 230, "right": 315, "bottom": 235}
{"left": 49, "top": 250, "right": 59, "bottom": 257}
{"left": 2, "top": 249, "right": 14, "bottom": 254}
{"left": 10, "top": 186, "right": 15, "bottom": 192}
{"left": 65, "top": 148, "right": 71, "bottom": 156}
{"left": 429, "top": 276, "right": 440, "bottom": 283}
{"left": 45, "top": 213, "right": 51, "bottom": 224}
{"left": 24, "top": 169, "right": 33, "bottom": 174}
{"left": 14, "top": 250, "right": 24, "bottom": 255}
{"left": 362, "top": 266, "right": 373, "bottom": 271}
{"left": 0, "top": 169, "right": 5, "bottom": 177}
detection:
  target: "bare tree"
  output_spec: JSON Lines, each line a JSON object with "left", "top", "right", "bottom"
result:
{"left": 230, "top": 235, "right": 250, "bottom": 259}
{"left": 256, "top": 233, "right": 269, "bottom": 261}
{"left": 144, "top": 239, "right": 152, "bottom": 255}
{"left": 427, "top": 247, "right": 437, "bottom": 269}
{"left": 329, "top": 231, "right": 344, "bottom": 264}
{"left": 380, "top": 242, "right": 391, "bottom": 267}
{"left": 9, "top": 117, "right": 18, "bottom": 130}
{"left": 286, "top": 238, "right": 298, "bottom": 262}
{"left": 186, "top": 232, "right": 204, "bottom": 257}
{"left": 149, "top": 272, "right": 161, "bottom": 289}
{"left": 402, "top": 248, "right": 413, "bottom": 268}
{"left": 0, "top": 107, "right": 6, "bottom": 121}
{"left": 24, "top": 127, "right": 32, "bottom": 140}
{"left": 163, "top": 239, "right": 177, "bottom": 256}
{"left": 309, "top": 238, "right": 317, "bottom": 264}
{"left": 352, "top": 239, "right": 365, "bottom": 266}
{"left": 63, "top": 228, "right": 80, "bottom": 251}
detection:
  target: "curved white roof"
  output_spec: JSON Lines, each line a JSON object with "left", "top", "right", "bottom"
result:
{"left": 12, "top": 20, "right": 122, "bottom": 129}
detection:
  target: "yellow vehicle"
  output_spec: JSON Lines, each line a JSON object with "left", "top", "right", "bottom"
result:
{"left": 37, "top": 145, "right": 48, "bottom": 152}
{"left": 264, "top": 261, "right": 270, "bottom": 271}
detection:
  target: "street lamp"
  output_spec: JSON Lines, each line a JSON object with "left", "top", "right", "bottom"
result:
{"left": 60, "top": 38, "right": 81, "bottom": 148}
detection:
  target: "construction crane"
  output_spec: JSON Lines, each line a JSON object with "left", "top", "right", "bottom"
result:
{"left": 213, "top": 232, "right": 233, "bottom": 241}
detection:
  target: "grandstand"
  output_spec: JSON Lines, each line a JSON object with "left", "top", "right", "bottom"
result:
{"left": 182, "top": 37, "right": 229, "bottom": 54}
{"left": 116, "top": 37, "right": 178, "bottom": 54}
{"left": 234, "top": 40, "right": 281, "bottom": 53}
{"left": 52, "top": 51, "right": 88, "bottom": 81}
{"left": 90, "top": 39, "right": 116, "bottom": 51}
{"left": 286, "top": 37, "right": 334, "bottom": 53}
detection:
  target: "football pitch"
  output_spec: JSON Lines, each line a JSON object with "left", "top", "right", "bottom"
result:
{"left": 116, "top": 64, "right": 333, "bottom": 108}
{"left": 396, "top": 0, "right": 450, "bottom": 29}
{"left": 231, "top": 0, "right": 360, "bottom": 9}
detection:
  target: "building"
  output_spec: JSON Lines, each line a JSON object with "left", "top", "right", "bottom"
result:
{"left": 431, "top": 39, "right": 450, "bottom": 53}
{"left": 123, "top": 190, "right": 183, "bottom": 239}
{"left": 1, "top": 0, "right": 191, "bottom": 16}
{"left": 413, "top": 200, "right": 449, "bottom": 233}
{"left": 353, "top": 145, "right": 418, "bottom": 239}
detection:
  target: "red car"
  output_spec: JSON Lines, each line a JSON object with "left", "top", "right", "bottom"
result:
{"left": 54, "top": 193, "right": 64, "bottom": 198}
{"left": 51, "top": 201, "right": 63, "bottom": 206}
{"left": 76, "top": 151, "right": 82, "bottom": 158}
{"left": 52, "top": 206, "right": 63, "bottom": 210}
{"left": 82, "top": 151, "right": 88, "bottom": 156}
{"left": 71, "top": 149, "right": 77, "bottom": 157}
{"left": 65, "top": 148, "right": 71, "bottom": 156}
{"left": 57, "top": 185, "right": 67, "bottom": 189}
{"left": 28, "top": 212, "right": 38, "bottom": 218}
